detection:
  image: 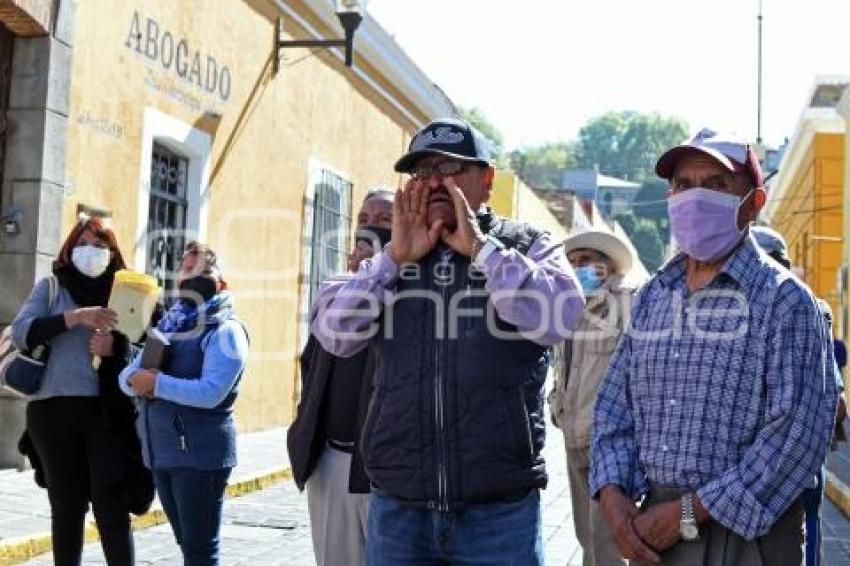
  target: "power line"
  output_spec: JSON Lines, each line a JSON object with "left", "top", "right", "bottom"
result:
{"left": 773, "top": 205, "right": 843, "bottom": 228}
{"left": 768, "top": 192, "right": 844, "bottom": 226}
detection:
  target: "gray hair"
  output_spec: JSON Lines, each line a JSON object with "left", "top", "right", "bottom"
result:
{"left": 363, "top": 185, "right": 396, "bottom": 203}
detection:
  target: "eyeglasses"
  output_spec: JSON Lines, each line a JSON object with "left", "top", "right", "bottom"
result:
{"left": 410, "top": 160, "right": 468, "bottom": 180}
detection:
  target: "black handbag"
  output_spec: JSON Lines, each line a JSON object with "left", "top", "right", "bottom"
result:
{"left": 0, "top": 276, "right": 59, "bottom": 396}
{"left": 5, "top": 344, "right": 51, "bottom": 395}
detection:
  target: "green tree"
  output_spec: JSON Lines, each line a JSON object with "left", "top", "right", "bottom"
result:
{"left": 508, "top": 142, "right": 575, "bottom": 189}
{"left": 632, "top": 179, "right": 670, "bottom": 244}
{"left": 614, "top": 213, "right": 666, "bottom": 272}
{"left": 614, "top": 212, "right": 637, "bottom": 236}
{"left": 630, "top": 221, "right": 665, "bottom": 272}
{"left": 575, "top": 111, "right": 688, "bottom": 182}
{"left": 458, "top": 106, "right": 504, "bottom": 161}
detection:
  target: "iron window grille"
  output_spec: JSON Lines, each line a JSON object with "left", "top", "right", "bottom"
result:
{"left": 308, "top": 170, "right": 353, "bottom": 306}
{"left": 146, "top": 142, "right": 189, "bottom": 291}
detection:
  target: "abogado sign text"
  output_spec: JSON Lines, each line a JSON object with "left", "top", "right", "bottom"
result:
{"left": 125, "top": 11, "right": 232, "bottom": 101}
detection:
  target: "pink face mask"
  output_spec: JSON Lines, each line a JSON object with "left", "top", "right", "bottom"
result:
{"left": 668, "top": 188, "right": 753, "bottom": 262}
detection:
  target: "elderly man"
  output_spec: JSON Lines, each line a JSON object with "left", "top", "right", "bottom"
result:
{"left": 312, "top": 117, "right": 584, "bottom": 565}
{"left": 288, "top": 187, "right": 393, "bottom": 566}
{"left": 590, "top": 128, "right": 838, "bottom": 565}
{"left": 550, "top": 229, "right": 637, "bottom": 566}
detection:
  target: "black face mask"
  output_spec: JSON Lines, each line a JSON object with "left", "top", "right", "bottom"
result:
{"left": 178, "top": 276, "right": 218, "bottom": 306}
{"left": 355, "top": 226, "right": 392, "bottom": 249}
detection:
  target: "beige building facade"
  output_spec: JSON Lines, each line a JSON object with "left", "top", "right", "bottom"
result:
{"left": 0, "top": 0, "right": 456, "bottom": 465}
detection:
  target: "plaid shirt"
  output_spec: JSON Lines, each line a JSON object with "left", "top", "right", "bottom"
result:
{"left": 590, "top": 234, "right": 838, "bottom": 540}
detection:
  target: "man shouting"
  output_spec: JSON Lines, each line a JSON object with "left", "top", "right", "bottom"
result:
{"left": 312, "top": 117, "right": 584, "bottom": 565}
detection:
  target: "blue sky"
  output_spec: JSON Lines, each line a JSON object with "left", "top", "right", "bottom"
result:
{"left": 369, "top": 0, "right": 850, "bottom": 150}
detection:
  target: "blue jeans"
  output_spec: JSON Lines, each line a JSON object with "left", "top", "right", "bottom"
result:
{"left": 802, "top": 468, "right": 824, "bottom": 566}
{"left": 154, "top": 468, "right": 231, "bottom": 566}
{"left": 366, "top": 489, "right": 544, "bottom": 565}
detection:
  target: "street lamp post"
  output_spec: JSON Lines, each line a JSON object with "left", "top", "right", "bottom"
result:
{"left": 275, "top": 0, "right": 366, "bottom": 73}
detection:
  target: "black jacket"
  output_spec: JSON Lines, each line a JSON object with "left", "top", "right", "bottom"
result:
{"left": 360, "top": 212, "right": 549, "bottom": 510}
{"left": 19, "top": 332, "right": 155, "bottom": 515}
{"left": 287, "top": 334, "right": 374, "bottom": 493}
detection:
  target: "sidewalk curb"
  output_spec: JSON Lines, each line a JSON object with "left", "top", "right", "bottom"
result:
{"left": 0, "top": 467, "right": 292, "bottom": 565}
{"left": 825, "top": 469, "right": 850, "bottom": 520}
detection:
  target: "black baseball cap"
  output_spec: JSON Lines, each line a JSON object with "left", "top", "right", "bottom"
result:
{"left": 394, "top": 117, "right": 492, "bottom": 173}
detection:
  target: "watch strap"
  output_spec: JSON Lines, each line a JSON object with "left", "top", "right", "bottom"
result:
{"left": 681, "top": 493, "right": 695, "bottom": 523}
{"left": 680, "top": 493, "right": 699, "bottom": 541}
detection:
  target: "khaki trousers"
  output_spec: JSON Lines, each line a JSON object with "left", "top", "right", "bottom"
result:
{"left": 306, "top": 445, "right": 370, "bottom": 566}
{"left": 566, "top": 446, "right": 627, "bottom": 566}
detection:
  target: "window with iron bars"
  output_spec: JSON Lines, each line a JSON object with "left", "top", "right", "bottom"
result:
{"left": 308, "top": 170, "right": 353, "bottom": 306}
{"left": 146, "top": 142, "right": 189, "bottom": 291}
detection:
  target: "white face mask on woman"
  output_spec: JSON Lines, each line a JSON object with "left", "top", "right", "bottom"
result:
{"left": 72, "top": 245, "right": 111, "bottom": 278}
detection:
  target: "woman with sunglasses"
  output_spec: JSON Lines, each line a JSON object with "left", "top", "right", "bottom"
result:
{"left": 119, "top": 242, "right": 249, "bottom": 566}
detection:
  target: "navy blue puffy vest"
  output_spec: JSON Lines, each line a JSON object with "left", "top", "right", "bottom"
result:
{"left": 360, "top": 212, "right": 550, "bottom": 510}
{"left": 138, "top": 322, "right": 243, "bottom": 470}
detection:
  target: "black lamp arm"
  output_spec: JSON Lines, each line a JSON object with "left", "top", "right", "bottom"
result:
{"left": 274, "top": 13, "right": 362, "bottom": 72}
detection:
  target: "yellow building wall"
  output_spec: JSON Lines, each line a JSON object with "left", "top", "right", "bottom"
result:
{"left": 492, "top": 171, "right": 568, "bottom": 240}
{"left": 491, "top": 170, "right": 519, "bottom": 217}
{"left": 516, "top": 183, "right": 569, "bottom": 241}
{"left": 844, "top": 126, "right": 850, "bottom": 342}
{"left": 62, "top": 0, "right": 424, "bottom": 430}
{"left": 772, "top": 133, "right": 844, "bottom": 320}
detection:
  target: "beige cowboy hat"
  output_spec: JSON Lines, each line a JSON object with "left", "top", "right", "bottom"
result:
{"left": 563, "top": 229, "right": 634, "bottom": 275}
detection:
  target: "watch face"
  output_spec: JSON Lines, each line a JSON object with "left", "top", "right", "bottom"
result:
{"left": 681, "top": 523, "right": 699, "bottom": 541}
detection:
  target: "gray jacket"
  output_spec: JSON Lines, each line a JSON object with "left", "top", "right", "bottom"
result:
{"left": 11, "top": 277, "right": 99, "bottom": 400}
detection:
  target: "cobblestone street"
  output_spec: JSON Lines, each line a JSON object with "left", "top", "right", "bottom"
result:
{"left": 21, "top": 424, "right": 582, "bottom": 564}
{"left": 22, "top": 423, "right": 850, "bottom": 565}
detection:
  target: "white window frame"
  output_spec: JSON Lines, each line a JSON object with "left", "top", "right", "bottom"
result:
{"left": 298, "top": 157, "right": 354, "bottom": 350}
{"left": 134, "top": 107, "right": 212, "bottom": 271}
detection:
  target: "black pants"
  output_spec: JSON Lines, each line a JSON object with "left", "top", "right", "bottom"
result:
{"left": 27, "top": 396, "right": 134, "bottom": 566}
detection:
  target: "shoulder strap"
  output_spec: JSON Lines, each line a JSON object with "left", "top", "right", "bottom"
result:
{"left": 47, "top": 276, "right": 58, "bottom": 311}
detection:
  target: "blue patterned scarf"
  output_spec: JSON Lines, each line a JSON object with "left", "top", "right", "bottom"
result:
{"left": 157, "top": 291, "right": 235, "bottom": 335}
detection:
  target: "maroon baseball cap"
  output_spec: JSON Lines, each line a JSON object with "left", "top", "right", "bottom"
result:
{"left": 655, "top": 128, "right": 765, "bottom": 188}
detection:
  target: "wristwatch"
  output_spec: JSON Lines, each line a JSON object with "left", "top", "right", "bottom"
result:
{"left": 680, "top": 493, "right": 700, "bottom": 541}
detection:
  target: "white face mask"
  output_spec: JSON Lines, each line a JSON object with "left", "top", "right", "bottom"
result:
{"left": 72, "top": 245, "right": 111, "bottom": 278}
